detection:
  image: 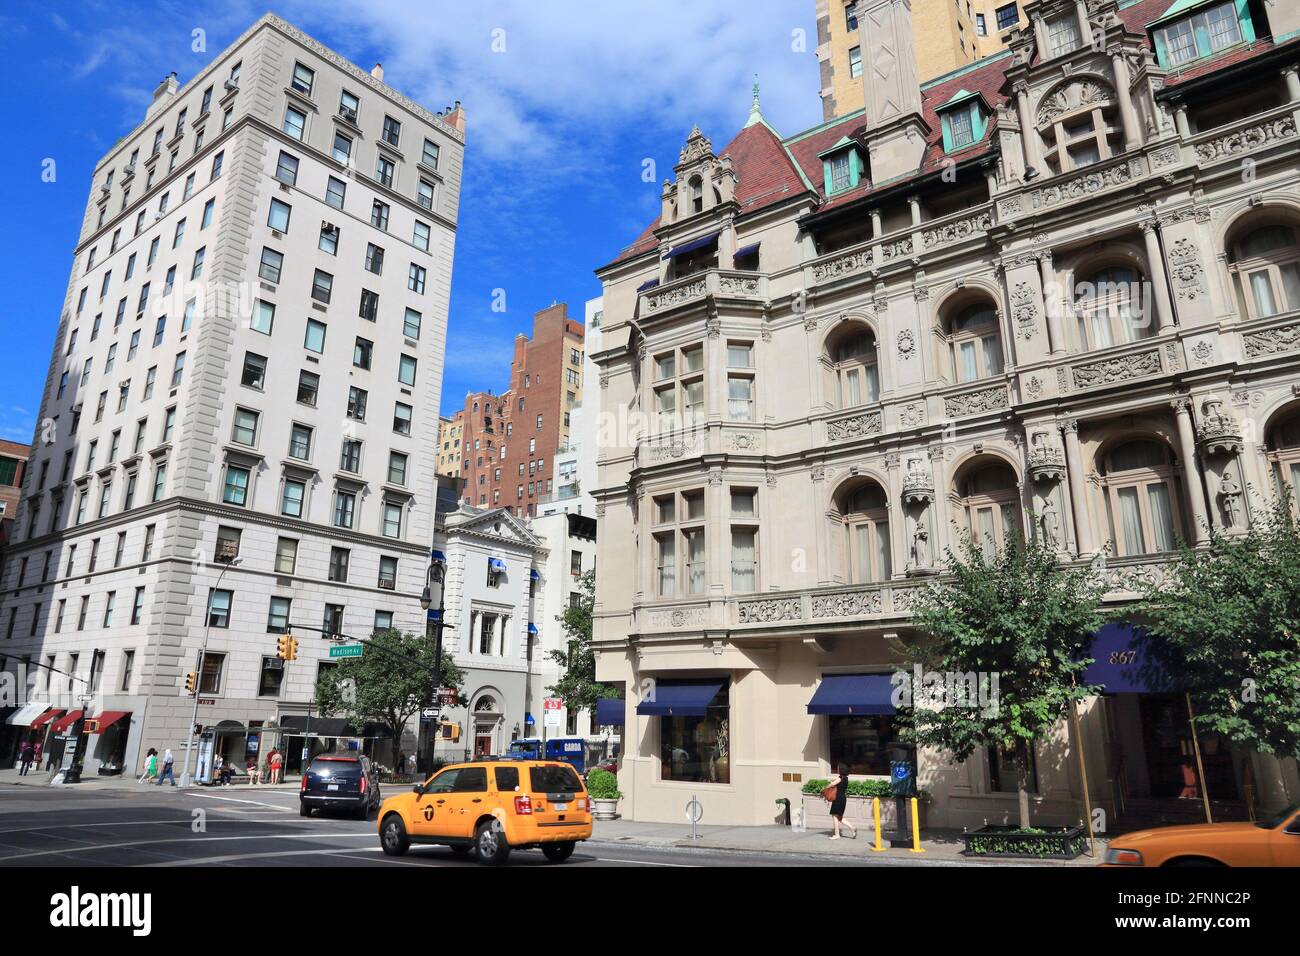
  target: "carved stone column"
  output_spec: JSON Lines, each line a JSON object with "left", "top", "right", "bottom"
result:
{"left": 1283, "top": 65, "right": 1300, "bottom": 103}
{"left": 927, "top": 444, "right": 952, "bottom": 560}
{"left": 1014, "top": 82, "right": 1043, "bottom": 174}
{"left": 1038, "top": 250, "right": 1066, "bottom": 353}
{"left": 812, "top": 466, "right": 832, "bottom": 586}
{"left": 1059, "top": 419, "right": 1096, "bottom": 556}
{"left": 1142, "top": 220, "right": 1176, "bottom": 331}
{"left": 1111, "top": 53, "right": 1143, "bottom": 151}
{"left": 707, "top": 468, "right": 726, "bottom": 595}
{"left": 885, "top": 454, "right": 907, "bottom": 579}
{"left": 1173, "top": 398, "right": 1211, "bottom": 545}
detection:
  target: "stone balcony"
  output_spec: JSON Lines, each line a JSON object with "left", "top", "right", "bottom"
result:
{"left": 1186, "top": 103, "right": 1298, "bottom": 169}
{"left": 638, "top": 268, "right": 768, "bottom": 319}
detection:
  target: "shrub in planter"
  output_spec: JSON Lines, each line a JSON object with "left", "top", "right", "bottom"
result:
{"left": 962, "top": 824, "right": 1088, "bottom": 859}
{"left": 587, "top": 768, "right": 622, "bottom": 821}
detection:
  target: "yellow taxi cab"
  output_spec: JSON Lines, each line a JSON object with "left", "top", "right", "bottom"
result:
{"left": 1100, "top": 800, "right": 1300, "bottom": 867}
{"left": 377, "top": 759, "right": 593, "bottom": 864}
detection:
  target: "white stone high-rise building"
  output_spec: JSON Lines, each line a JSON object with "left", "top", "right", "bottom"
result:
{"left": 0, "top": 13, "right": 464, "bottom": 777}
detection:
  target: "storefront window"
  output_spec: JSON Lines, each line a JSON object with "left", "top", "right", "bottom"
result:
{"left": 828, "top": 714, "right": 900, "bottom": 775}
{"left": 660, "top": 682, "right": 730, "bottom": 784}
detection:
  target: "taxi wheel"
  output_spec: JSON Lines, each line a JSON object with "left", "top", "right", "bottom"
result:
{"left": 542, "top": 841, "right": 576, "bottom": 863}
{"left": 475, "top": 819, "right": 512, "bottom": 865}
{"left": 380, "top": 814, "right": 410, "bottom": 856}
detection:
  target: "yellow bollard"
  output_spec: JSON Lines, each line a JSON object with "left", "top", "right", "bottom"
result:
{"left": 909, "top": 796, "right": 925, "bottom": 853}
{"left": 871, "top": 797, "right": 886, "bottom": 852}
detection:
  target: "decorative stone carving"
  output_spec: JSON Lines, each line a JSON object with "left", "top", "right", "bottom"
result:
{"left": 647, "top": 606, "right": 707, "bottom": 628}
{"left": 1027, "top": 432, "right": 1067, "bottom": 482}
{"left": 718, "top": 273, "right": 760, "bottom": 296}
{"left": 899, "top": 403, "right": 925, "bottom": 427}
{"left": 1243, "top": 322, "right": 1300, "bottom": 358}
{"left": 647, "top": 435, "right": 702, "bottom": 463}
{"left": 1011, "top": 281, "right": 1039, "bottom": 340}
{"left": 728, "top": 431, "right": 759, "bottom": 452}
{"left": 811, "top": 588, "right": 882, "bottom": 619}
{"left": 1040, "top": 498, "right": 1062, "bottom": 551}
{"left": 1196, "top": 399, "right": 1243, "bottom": 456}
{"left": 1193, "top": 115, "right": 1297, "bottom": 163}
{"left": 1218, "top": 471, "right": 1243, "bottom": 529}
{"left": 897, "top": 328, "right": 916, "bottom": 360}
{"left": 812, "top": 248, "right": 873, "bottom": 282}
{"left": 1191, "top": 340, "right": 1215, "bottom": 365}
{"left": 910, "top": 523, "right": 931, "bottom": 569}
{"left": 736, "top": 597, "right": 802, "bottom": 624}
{"left": 944, "top": 386, "right": 1009, "bottom": 418}
{"left": 1020, "top": 158, "right": 1137, "bottom": 213}
{"left": 1071, "top": 349, "right": 1162, "bottom": 389}
{"left": 1036, "top": 79, "right": 1113, "bottom": 126}
{"left": 1097, "top": 560, "right": 1174, "bottom": 594}
{"left": 1168, "top": 237, "right": 1205, "bottom": 300}
{"left": 827, "top": 411, "right": 884, "bottom": 442}
{"left": 644, "top": 279, "right": 706, "bottom": 314}
{"left": 901, "top": 457, "right": 935, "bottom": 503}
{"left": 679, "top": 125, "right": 713, "bottom": 164}
{"left": 921, "top": 210, "right": 994, "bottom": 249}
{"left": 883, "top": 237, "right": 913, "bottom": 262}
{"left": 1025, "top": 375, "right": 1044, "bottom": 399}
{"left": 705, "top": 316, "right": 721, "bottom": 338}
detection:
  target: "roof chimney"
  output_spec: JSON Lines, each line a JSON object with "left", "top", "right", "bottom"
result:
{"left": 370, "top": 62, "right": 384, "bottom": 82}
{"left": 146, "top": 72, "right": 179, "bottom": 121}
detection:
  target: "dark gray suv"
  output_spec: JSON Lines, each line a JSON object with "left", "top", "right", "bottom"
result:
{"left": 300, "top": 755, "right": 381, "bottom": 819}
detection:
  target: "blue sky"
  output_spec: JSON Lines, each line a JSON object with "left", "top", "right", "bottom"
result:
{"left": 0, "top": 0, "right": 822, "bottom": 442}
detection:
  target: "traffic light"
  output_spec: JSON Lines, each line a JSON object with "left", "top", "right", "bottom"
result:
{"left": 277, "top": 634, "right": 298, "bottom": 661}
{"left": 184, "top": 671, "right": 197, "bottom": 695}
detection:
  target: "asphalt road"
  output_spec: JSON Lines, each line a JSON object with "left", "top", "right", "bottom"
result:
{"left": 0, "top": 782, "right": 867, "bottom": 868}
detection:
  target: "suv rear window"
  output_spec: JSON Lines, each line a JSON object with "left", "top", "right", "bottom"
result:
{"left": 528, "top": 765, "right": 583, "bottom": 794}
{"left": 309, "top": 759, "right": 360, "bottom": 779}
{"left": 494, "top": 766, "right": 520, "bottom": 792}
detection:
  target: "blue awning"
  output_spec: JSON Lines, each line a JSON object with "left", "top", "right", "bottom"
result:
{"left": 636, "top": 278, "right": 660, "bottom": 293}
{"left": 807, "top": 674, "right": 896, "bottom": 716}
{"left": 429, "top": 549, "right": 446, "bottom": 564}
{"left": 661, "top": 232, "right": 719, "bottom": 260}
{"left": 636, "top": 679, "right": 724, "bottom": 717}
{"left": 488, "top": 557, "right": 507, "bottom": 572}
{"left": 527, "top": 623, "right": 539, "bottom": 635}
{"left": 734, "top": 242, "right": 760, "bottom": 260}
{"left": 595, "top": 698, "right": 625, "bottom": 726}
{"left": 1083, "top": 622, "right": 1173, "bottom": 694}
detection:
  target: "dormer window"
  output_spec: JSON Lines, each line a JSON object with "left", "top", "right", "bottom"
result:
{"left": 1046, "top": 15, "right": 1081, "bottom": 58}
{"left": 819, "top": 138, "right": 866, "bottom": 196}
{"left": 690, "top": 176, "right": 704, "bottom": 214}
{"left": 936, "top": 91, "right": 988, "bottom": 152}
{"left": 1152, "top": 0, "right": 1253, "bottom": 70}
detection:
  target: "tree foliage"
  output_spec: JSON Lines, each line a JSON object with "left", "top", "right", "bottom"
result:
{"left": 904, "top": 530, "right": 1107, "bottom": 826}
{"left": 1140, "top": 497, "right": 1300, "bottom": 760}
{"left": 546, "top": 569, "right": 619, "bottom": 713}
{"left": 314, "top": 629, "right": 466, "bottom": 752}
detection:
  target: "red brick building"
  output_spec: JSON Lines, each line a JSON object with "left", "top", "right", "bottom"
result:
{"left": 0, "top": 439, "right": 31, "bottom": 554}
{"left": 457, "top": 303, "right": 585, "bottom": 516}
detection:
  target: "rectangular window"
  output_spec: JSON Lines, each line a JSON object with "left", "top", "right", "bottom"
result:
{"left": 659, "top": 681, "right": 730, "bottom": 784}
{"left": 274, "top": 537, "right": 298, "bottom": 575}
{"left": 281, "top": 479, "right": 305, "bottom": 518}
{"left": 995, "top": 2, "right": 1018, "bottom": 30}
{"left": 422, "top": 138, "right": 439, "bottom": 168}
{"left": 304, "top": 319, "right": 327, "bottom": 353}
{"left": 222, "top": 465, "right": 249, "bottom": 506}
{"left": 319, "top": 224, "right": 339, "bottom": 255}
{"left": 198, "top": 652, "right": 224, "bottom": 694}
{"left": 207, "top": 589, "right": 232, "bottom": 628}
{"left": 325, "top": 176, "right": 346, "bottom": 209}
{"left": 340, "top": 439, "right": 362, "bottom": 473}
{"left": 378, "top": 556, "right": 398, "bottom": 589}
{"left": 848, "top": 45, "right": 862, "bottom": 78}
{"left": 370, "top": 201, "right": 390, "bottom": 231}
{"left": 388, "top": 451, "right": 408, "bottom": 486}
{"left": 408, "top": 263, "right": 426, "bottom": 293}
{"left": 288, "top": 423, "right": 312, "bottom": 460}
{"left": 381, "top": 502, "right": 401, "bottom": 538}
{"left": 347, "top": 387, "right": 368, "bottom": 421}
{"left": 291, "top": 61, "right": 315, "bottom": 96}
{"left": 297, "top": 370, "right": 319, "bottom": 406}
{"left": 359, "top": 288, "right": 380, "bottom": 321}
{"left": 403, "top": 308, "right": 422, "bottom": 339}
{"left": 328, "top": 547, "right": 350, "bottom": 583}
{"left": 393, "top": 403, "right": 412, "bottom": 435}
{"left": 259, "top": 248, "right": 283, "bottom": 284}
{"left": 333, "top": 492, "right": 355, "bottom": 529}
{"left": 413, "top": 221, "right": 430, "bottom": 251}
{"left": 311, "top": 269, "right": 333, "bottom": 303}
{"left": 365, "top": 243, "right": 385, "bottom": 274}
{"left": 375, "top": 156, "right": 395, "bottom": 188}
{"left": 201, "top": 198, "right": 214, "bottom": 229}
{"left": 382, "top": 115, "right": 401, "bottom": 146}
{"left": 170, "top": 351, "right": 186, "bottom": 388}
{"left": 332, "top": 132, "right": 352, "bottom": 164}
{"left": 259, "top": 655, "right": 285, "bottom": 697}
{"left": 398, "top": 354, "right": 417, "bottom": 386}
{"left": 231, "top": 408, "right": 259, "bottom": 446}
{"left": 275, "top": 151, "right": 299, "bottom": 185}
{"left": 283, "top": 105, "right": 306, "bottom": 140}
{"left": 268, "top": 198, "right": 291, "bottom": 232}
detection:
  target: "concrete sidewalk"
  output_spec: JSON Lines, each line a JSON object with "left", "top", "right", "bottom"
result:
{"left": 0, "top": 766, "right": 304, "bottom": 791}
{"left": 589, "top": 817, "right": 1106, "bottom": 865}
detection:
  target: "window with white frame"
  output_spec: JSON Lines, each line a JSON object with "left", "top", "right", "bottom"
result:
{"left": 1230, "top": 224, "right": 1300, "bottom": 320}
{"left": 948, "top": 303, "right": 1004, "bottom": 383}
{"left": 1098, "top": 440, "right": 1185, "bottom": 557}
{"left": 958, "top": 463, "right": 1023, "bottom": 558}
{"left": 837, "top": 482, "right": 892, "bottom": 583}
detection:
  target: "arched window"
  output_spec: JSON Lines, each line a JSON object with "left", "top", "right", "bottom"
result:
{"left": 1098, "top": 439, "right": 1184, "bottom": 556}
{"left": 948, "top": 304, "right": 1004, "bottom": 383}
{"left": 826, "top": 326, "right": 879, "bottom": 407}
{"left": 1075, "top": 265, "right": 1150, "bottom": 349}
{"left": 690, "top": 176, "right": 704, "bottom": 214}
{"left": 474, "top": 695, "right": 498, "bottom": 713}
{"left": 1267, "top": 409, "right": 1300, "bottom": 501}
{"left": 1036, "top": 80, "right": 1119, "bottom": 174}
{"left": 838, "top": 482, "right": 892, "bottom": 583}
{"left": 1230, "top": 224, "right": 1300, "bottom": 319}
{"left": 957, "top": 463, "right": 1021, "bottom": 557}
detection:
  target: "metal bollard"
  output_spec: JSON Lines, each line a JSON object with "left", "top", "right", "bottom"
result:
{"left": 871, "top": 797, "right": 886, "bottom": 852}
{"left": 909, "top": 796, "right": 925, "bottom": 853}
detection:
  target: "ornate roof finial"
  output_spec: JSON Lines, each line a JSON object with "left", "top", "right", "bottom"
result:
{"left": 746, "top": 73, "right": 763, "bottom": 127}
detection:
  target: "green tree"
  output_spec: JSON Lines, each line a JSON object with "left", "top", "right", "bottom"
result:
{"left": 546, "top": 570, "right": 619, "bottom": 715}
{"left": 1140, "top": 497, "right": 1300, "bottom": 763}
{"left": 904, "top": 531, "right": 1107, "bottom": 828}
{"left": 315, "top": 629, "right": 466, "bottom": 765}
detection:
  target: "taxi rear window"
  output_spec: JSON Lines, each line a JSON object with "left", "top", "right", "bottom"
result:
{"left": 528, "top": 765, "right": 582, "bottom": 793}
{"left": 494, "top": 766, "right": 520, "bottom": 792}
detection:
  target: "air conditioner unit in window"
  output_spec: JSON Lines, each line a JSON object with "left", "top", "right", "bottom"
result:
{"left": 154, "top": 212, "right": 164, "bottom": 222}
{"left": 321, "top": 222, "right": 337, "bottom": 232}
{"left": 378, "top": 578, "right": 395, "bottom": 590}
{"left": 339, "top": 106, "right": 357, "bottom": 123}
{"left": 223, "top": 79, "right": 239, "bottom": 92}
{"left": 100, "top": 184, "right": 111, "bottom": 195}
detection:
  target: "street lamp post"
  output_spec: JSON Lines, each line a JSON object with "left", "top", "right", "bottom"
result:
{"left": 180, "top": 556, "right": 242, "bottom": 788}
{"left": 419, "top": 550, "right": 447, "bottom": 775}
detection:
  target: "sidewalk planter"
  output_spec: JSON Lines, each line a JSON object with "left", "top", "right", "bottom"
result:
{"left": 800, "top": 780, "right": 927, "bottom": 833}
{"left": 961, "top": 824, "right": 1088, "bottom": 860}
{"left": 587, "top": 768, "right": 622, "bottom": 821}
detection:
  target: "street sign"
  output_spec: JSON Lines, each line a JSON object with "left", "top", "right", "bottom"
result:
{"left": 329, "top": 644, "right": 364, "bottom": 659}
{"left": 437, "top": 687, "right": 457, "bottom": 706}
{"left": 421, "top": 707, "right": 440, "bottom": 720}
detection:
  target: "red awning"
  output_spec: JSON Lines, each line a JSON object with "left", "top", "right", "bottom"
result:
{"left": 30, "top": 709, "right": 64, "bottom": 730}
{"left": 88, "top": 710, "right": 130, "bottom": 733}
{"left": 49, "top": 710, "right": 83, "bottom": 734}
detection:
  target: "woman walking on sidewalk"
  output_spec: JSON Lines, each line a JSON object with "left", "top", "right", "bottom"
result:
{"left": 139, "top": 748, "right": 158, "bottom": 783}
{"left": 826, "top": 763, "right": 857, "bottom": 840}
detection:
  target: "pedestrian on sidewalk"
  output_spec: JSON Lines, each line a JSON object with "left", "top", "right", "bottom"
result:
{"left": 269, "top": 748, "right": 283, "bottom": 784}
{"left": 32, "top": 741, "right": 42, "bottom": 770}
{"left": 157, "top": 748, "right": 176, "bottom": 786}
{"left": 407, "top": 753, "right": 417, "bottom": 775}
{"left": 139, "top": 748, "right": 158, "bottom": 783}
{"left": 18, "top": 741, "right": 34, "bottom": 776}
{"left": 825, "top": 763, "right": 857, "bottom": 840}
{"left": 246, "top": 756, "right": 260, "bottom": 785}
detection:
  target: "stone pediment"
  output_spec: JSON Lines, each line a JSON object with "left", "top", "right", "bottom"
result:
{"left": 445, "top": 507, "right": 543, "bottom": 549}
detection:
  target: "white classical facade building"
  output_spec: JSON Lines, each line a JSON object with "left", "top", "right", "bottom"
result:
{"left": 592, "top": 0, "right": 1300, "bottom": 827}
{"left": 0, "top": 14, "right": 463, "bottom": 777}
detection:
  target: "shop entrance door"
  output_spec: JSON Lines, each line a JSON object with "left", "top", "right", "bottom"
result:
{"left": 474, "top": 733, "right": 493, "bottom": 757}
{"left": 1138, "top": 693, "right": 1238, "bottom": 800}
